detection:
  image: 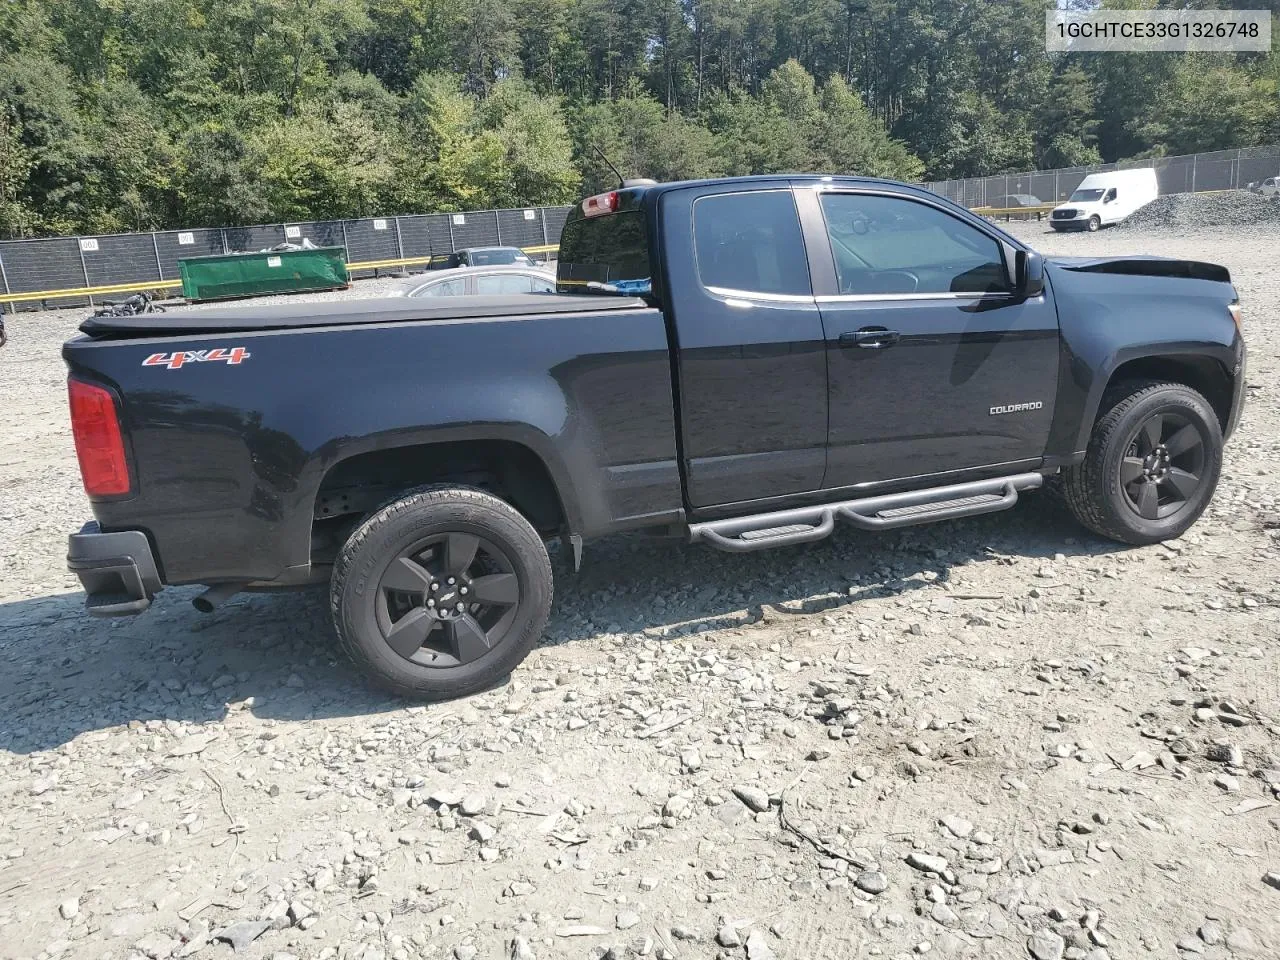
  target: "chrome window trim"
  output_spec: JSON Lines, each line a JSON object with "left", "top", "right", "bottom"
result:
{"left": 815, "top": 291, "right": 1015, "bottom": 304}
{"left": 704, "top": 284, "right": 815, "bottom": 304}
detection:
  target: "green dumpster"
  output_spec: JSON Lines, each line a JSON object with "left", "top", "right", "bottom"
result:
{"left": 178, "top": 247, "right": 349, "bottom": 301}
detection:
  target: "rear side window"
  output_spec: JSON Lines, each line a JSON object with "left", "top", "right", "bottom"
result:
{"left": 476, "top": 274, "right": 534, "bottom": 294}
{"left": 557, "top": 211, "right": 651, "bottom": 291}
{"left": 819, "top": 193, "right": 1009, "bottom": 296}
{"left": 693, "top": 191, "right": 810, "bottom": 296}
{"left": 417, "top": 278, "right": 467, "bottom": 297}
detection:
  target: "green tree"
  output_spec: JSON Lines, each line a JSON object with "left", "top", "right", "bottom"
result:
{"left": 2, "top": 0, "right": 1278, "bottom": 237}
{"left": 1154, "top": 56, "right": 1276, "bottom": 156}
{"left": 1036, "top": 64, "right": 1101, "bottom": 169}
{"left": 0, "top": 53, "right": 94, "bottom": 233}
{"left": 815, "top": 76, "right": 923, "bottom": 180}
{"left": 573, "top": 80, "right": 720, "bottom": 190}
{"left": 477, "top": 80, "right": 581, "bottom": 206}
{"left": 0, "top": 107, "right": 36, "bottom": 236}
{"left": 172, "top": 128, "right": 271, "bottom": 227}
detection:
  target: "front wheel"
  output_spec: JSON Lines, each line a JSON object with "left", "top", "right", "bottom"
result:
{"left": 331, "top": 485, "right": 553, "bottom": 699}
{"left": 1086, "top": 215, "right": 1101, "bottom": 232}
{"left": 1061, "top": 381, "right": 1223, "bottom": 545}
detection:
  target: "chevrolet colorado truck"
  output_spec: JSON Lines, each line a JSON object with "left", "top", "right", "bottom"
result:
{"left": 64, "top": 175, "right": 1247, "bottom": 699}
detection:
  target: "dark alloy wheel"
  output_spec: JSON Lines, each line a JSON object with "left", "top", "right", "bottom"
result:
{"left": 1119, "top": 411, "right": 1206, "bottom": 522}
{"left": 331, "top": 485, "right": 553, "bottom": 699}
{"left": 377, "top": 532, "right": 521, "bottom": 667}
{"left": 1061, "top": 380, "right": 1223, "bottom": 545}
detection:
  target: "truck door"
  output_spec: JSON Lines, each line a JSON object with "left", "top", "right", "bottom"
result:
{"left": 806, "top": 186, "right": 1059, "bottom": 490}
{"left": 661, "top": 185, "right": 828, "bottom": 508}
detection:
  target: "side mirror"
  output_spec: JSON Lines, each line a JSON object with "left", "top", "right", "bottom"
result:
{"left": 1015, "top": 249, "right": 1045, "bottom": 299}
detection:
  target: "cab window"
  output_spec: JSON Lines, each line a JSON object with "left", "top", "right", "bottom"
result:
{"left": 692, "top": 190, "right": 810, "bottom": 296}
{"left": 819, "top": 193, "right": 1009, "bottom": 296}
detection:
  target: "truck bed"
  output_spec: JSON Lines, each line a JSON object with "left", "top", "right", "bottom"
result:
{"left": 79, "top": 293, "right": 648, "bottom": 338}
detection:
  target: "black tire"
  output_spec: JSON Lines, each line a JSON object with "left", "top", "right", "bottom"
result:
{"left": 331, "top": 485, "right": 552, "bottom": 699}
{"left": 1061, "top": 380, "right": 1222, "bottom": 545}
{"left": 1086, "top": 215, "right": 1101, "bottom": 232}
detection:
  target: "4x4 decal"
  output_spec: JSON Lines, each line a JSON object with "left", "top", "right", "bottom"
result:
{"left": 142, "top": 347, "right": 250, "bottom": 370}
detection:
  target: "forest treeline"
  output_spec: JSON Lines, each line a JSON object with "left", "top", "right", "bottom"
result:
{"left": 1, "top": 0, "right": 1277, "bottom": 236}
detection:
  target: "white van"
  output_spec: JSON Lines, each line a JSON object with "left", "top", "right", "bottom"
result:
{"left": 1049, "top": 168, "right": 1159, "bottom": 232}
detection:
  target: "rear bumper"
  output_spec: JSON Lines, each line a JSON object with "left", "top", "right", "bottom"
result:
{"left": 67, "top": 522, "right": 163, "bottom": 616}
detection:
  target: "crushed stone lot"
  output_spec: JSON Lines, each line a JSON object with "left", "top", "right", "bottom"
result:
{"left": 2, "top": 221, "right": 1280, "bottom": 960}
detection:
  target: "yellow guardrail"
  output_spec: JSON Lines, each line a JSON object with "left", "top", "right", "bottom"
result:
{"left": 1, "top": 278, "right": 184, "bottom": 305}
{"left": 971, "top": 204, "right": 1057, "bottom": 217}
{"left": 0, "top": 244, "right": 562, "bottom": 308}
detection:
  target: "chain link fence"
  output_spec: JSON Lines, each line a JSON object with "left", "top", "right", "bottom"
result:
{"left": 924, "top": 144, "right": 1280, "bottom": 209}
{"left": 6, "top": 144, "right": 1280, "bottom": 311}
{"left": 0, "top": 206, "right": 573, "bottom": 311}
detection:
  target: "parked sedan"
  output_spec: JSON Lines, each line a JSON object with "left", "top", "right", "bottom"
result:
{"left": 427, "top": 246, "right": 537, "bottom": 269}
{"left": 1249, "top": 176, "right": 1279, "bottom": 197}
{"left": 387, "top": 265, "right": 557, "bottom": 298}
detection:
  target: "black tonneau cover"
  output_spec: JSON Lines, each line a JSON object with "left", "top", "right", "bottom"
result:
{"left": 79, "top": 293, "right": 648, "bottom": 338}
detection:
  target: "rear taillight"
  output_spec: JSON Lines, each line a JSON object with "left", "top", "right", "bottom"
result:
{"left": 68, "top": 377, "right": 130, "bottom": 496}
{"left": 582, "top": 191, "right": 619, "bottom": 217}
{"left": 1229, "top": 301, "right": 1242, "bottom": 331}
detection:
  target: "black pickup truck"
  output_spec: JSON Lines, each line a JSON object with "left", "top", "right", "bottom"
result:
{"left": 64, "top": 175, "right": 1246, "bottom": 698}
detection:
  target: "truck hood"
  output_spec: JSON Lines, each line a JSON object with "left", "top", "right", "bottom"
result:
{"left": 1046, "top": 255, "right": 1230, "bottom": 284}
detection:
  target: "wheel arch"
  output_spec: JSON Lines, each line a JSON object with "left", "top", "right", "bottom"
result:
{"left": 310, "top": 431, "right": 579, "bottom": 566}
{"left": 1100, "top": 354, "right": 1234, "bottom": 432}
{"left": 1060, "top": 347, "right": 1238, "bottom": 456}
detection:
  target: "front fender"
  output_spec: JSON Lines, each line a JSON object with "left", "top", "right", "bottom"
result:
{"left": 1045, "top": 263, "right": 1240, "bottom": 458}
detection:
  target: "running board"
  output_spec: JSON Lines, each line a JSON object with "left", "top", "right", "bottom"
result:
{"left": 689, "top": 473, "right": 1044, "bottom": 553}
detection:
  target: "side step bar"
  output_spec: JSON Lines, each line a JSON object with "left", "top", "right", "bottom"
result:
{"left": 689, "top": 472, "right": 1044, "bottom": 553}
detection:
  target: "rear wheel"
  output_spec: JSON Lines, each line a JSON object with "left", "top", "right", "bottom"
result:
{"left": 331, "top": 485, "right": 552, "bottom": 699}
{"left": 1062, "top": 381, "right": 1222, "bottom": 545}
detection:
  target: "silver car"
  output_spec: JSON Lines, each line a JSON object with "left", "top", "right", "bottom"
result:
{"left": 386, "top": 265, "right": 557, "bottom": 298}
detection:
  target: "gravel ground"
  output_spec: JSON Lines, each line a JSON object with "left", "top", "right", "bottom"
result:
{"left": 1116, "top": 190, "right": 1280, "bottom": 231}
{"left": 2, "top": 223, "right": 1280, "bottom": 960}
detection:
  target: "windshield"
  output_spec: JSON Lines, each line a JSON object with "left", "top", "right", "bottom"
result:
{"left": 468, "top": 248, "right": 528, "bottom": 266}
{"left": 557, "top": 210, "right": 651, "bottom": 294}
{"left": 1069, "top": 188, "right": 1105, "bottom": 203}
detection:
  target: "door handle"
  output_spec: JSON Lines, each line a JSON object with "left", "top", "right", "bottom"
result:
{"left": 840, "top": 328, "right": 901, "bottom": 349}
